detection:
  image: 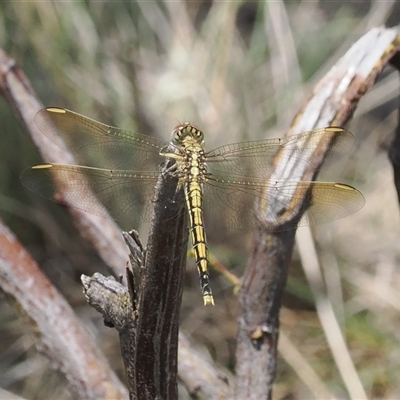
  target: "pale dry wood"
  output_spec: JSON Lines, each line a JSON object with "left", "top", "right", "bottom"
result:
{"left": 0, "top": 387, "right": 26, "bottom": 400}
{"left": 82, "top": 272, "right": 137, "bottom": 397}
{"left": 178, "top": 333, "right": 233, "bottom": 399}
{"left": 0, "top": 219, "right": 128, "bottom": 400}
{"left": 235, "top": 27, "right": 400, "bottom": 399}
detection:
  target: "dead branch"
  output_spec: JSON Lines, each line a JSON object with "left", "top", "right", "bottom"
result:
{"left": 83, "top": 229, "right": 233, "bottom": 399}
{"left": 235, "top": 27, "right": 400, "bottom": 399}
{"left": 0, "top": 218, "right": 128, "bottom": 399}
{"left": 131, "top": 170, "right": 186, "bottom": 399}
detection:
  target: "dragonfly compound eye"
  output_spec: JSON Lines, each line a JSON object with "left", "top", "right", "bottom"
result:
{"left": 172, "top": 123, "right": 204, "bottom": 144}
{"left": 192, "top": 127, "right": 204, "bottom": 142}
{"left": 171, "top": 125, "right": 184, "bottom": 143}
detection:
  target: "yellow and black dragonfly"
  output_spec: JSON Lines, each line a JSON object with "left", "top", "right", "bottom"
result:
{"left": 22, "top": 108, "right": 365, "bottom": 305}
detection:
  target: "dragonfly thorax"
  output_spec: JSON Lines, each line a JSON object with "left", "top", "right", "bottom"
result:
{"left": 161, "top": 122, "right": 208, "bottom": 184}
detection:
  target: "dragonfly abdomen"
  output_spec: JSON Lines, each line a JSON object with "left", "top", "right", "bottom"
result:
{"left": 184, "top": 180, "right": 214, "bottom": 306}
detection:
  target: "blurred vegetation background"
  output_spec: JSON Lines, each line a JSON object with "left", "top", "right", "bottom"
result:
{"left": 1, "top": 1, "right": 400, "bottom": 398}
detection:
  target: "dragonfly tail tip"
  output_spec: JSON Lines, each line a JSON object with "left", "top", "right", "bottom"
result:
{"left": 203, "top": 294, "right": 215, "bottom": 306}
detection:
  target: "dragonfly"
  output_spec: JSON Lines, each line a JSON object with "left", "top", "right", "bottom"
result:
{"left": 22, "top": 108, "right": 365, "bottom": 306}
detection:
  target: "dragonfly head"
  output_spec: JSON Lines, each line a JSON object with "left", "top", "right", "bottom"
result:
{"left": 171, "top": 122, "right": 204, "bottom": 146}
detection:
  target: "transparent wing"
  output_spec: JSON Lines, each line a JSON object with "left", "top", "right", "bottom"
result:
{"left": 202, "top": 127, "right": 362, "bottom": 230}
{"left": 25, "top": 109, "right": 364, "bottom": 232}
{"left": 206, "top": 127, "right": 354, "bottom": 178}
{"left": 203, "top": 177, "right": 365, "bottom": 230}
{"left": 20, "top": 163, "right": 164, "bottom": 231}
{"left": 21, "top": 164, "right": 365, "bottom": 232}
{"left": 34, "top": 107, "right": 165, "bottom": 170}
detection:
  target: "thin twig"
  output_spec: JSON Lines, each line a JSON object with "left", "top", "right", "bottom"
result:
{"left": 296, "top": 226, "right": 367, "bottom": 399}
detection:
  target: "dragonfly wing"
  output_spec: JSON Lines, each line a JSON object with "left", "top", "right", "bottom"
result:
{"left": 203, "top": 177, "right": 260, "bottom": 230}
{"left": 296, "top": 182, "right": 365, "bottom": 227}
{"left": 34, "top": 108, "right": 165, "bottom": 170}
{"left": 206, "top": 127, "right": 355, "bottom": 179}
{"left": 203, "top": 176, "right": 365, "bottom": 231}
{"left": 21, "top": 163, "right": 163, "bottom": 230}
